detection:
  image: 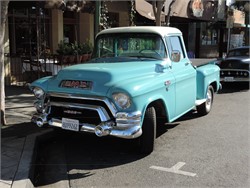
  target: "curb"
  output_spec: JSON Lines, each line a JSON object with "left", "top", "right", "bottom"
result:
{"left": 12, "top": 129, "right": 53, "bottom": 188}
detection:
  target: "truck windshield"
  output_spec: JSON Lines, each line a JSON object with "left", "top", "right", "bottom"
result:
{"left": 91, "top": 33, "right": 167, "bottom": 61}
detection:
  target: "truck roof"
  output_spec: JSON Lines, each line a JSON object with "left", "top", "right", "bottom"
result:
{"left": 97, "top": 26, "right": 182, "bottom": 37}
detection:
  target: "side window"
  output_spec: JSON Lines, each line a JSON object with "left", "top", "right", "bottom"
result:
{"left": 169, "top": 36, "right": 185, "bottom": 60}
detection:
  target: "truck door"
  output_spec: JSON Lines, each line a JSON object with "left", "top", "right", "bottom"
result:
{"left": 167, "top": 36, "right": 196, "bottom": 117}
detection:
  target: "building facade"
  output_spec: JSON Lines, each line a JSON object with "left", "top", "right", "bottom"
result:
{"left": 4, "top": 0, "right": 247, "bottom": 85}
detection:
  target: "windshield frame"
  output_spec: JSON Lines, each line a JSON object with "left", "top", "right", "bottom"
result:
{"left": 92, "top": 32, "right": 167, "bottom": 61}
{"left": 227, "top": 48, "right": 250, "bottom": 57}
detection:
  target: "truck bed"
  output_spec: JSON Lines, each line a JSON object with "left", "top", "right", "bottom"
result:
{"left": 191, "top": 58, "right": 217, "bottom": 67}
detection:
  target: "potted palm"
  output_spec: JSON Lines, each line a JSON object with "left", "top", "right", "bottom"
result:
{"left": 77, "top": 41, "right": 93, "bottom": 63}
{"left": 78, "top": 43, "right": 88, "bottom": 62}
{"left": 56, "top": 41, "right": 74, "bottom": 64}
{"left": 85, "top": 39, "right": 93, "bottom": 60}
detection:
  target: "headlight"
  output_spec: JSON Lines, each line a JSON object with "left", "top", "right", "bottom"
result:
{"left": 32, "top": 87, "right": 45, "bottom": 99}
{"left": 112, "top": 93, "right": 131, "bottom": 109}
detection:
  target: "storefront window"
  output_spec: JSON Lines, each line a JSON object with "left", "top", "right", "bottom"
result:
{"left": 201, "top": 23, "right": 218, "bottom": 45}
{"left": 8, "top": 2, "right": 50, "bottom": 56}
{"left": 63, "top": 11, "right": 78, "bottom": 44}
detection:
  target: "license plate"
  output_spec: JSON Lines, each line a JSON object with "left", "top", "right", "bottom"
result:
{"left": 62, "top": 118, "right": 79, "bottom": 131}
{"left": 224, "top": 77, "right": 234, "bottom": 82}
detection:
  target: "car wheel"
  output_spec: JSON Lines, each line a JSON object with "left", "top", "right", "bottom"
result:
{"left": 197, "top": 85, "right": 214, "bottom": 116}
{"left": 139, "top": 106, "right": 156, "bottom": 154}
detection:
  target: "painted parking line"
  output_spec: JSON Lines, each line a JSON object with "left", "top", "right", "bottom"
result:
{"left": 150, "top": 162, "right": 197, "bottom": 177}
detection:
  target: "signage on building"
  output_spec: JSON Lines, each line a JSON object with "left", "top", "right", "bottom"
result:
{"left": 233, "top": 9, "right": 245, "bottom": 26}
{"left": 230, "top": 34, "right": 244, "bottom": 48}
{"left": 191, "top": 0, "right": 204, "bottom": 17}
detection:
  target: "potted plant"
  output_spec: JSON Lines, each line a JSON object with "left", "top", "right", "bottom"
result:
{"left": 85, "top": 39, "right": 93, "bottom": 60}
{"left": 78, "top": 43, "right": 88, "bottom": 62}
{"left": 56, "top": 41, "right": 74, "bottom": 64}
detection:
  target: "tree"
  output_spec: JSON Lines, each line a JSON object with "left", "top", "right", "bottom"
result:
{"left": 0, "top": 0, "right": 9, "bottom": 126}
{"left": 152, "top": 0, "right": 165, "bottom": 26}
{"left": 152, "top": 0, "right": 176, "bottom": 26}
{"left": 231, "top": 1, "right": 250, "bottom": 45}
{"left": 166, "top": 0, "right": 176, "bottom": 26}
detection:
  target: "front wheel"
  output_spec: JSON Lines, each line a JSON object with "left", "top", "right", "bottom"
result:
{"left": 138, "top": 106, "right": 156, "bottom": 154}
{"left": 197, "top": 85, "right": 214, "bottom": 116}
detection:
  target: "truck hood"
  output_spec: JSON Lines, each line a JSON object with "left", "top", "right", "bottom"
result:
{"left": 47, "top": 61, "right": 163, "bottom": 96}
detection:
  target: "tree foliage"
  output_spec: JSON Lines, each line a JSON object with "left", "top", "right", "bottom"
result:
{"left": 45, "top": 0, "right": 87, "bottom": 12}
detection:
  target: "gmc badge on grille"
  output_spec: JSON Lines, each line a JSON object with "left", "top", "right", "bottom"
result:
{"left": 60, "top": 80, "right": 92, "bottom": 89}
{"left": 64, "top": 110, "right": 82, "bottom": 115}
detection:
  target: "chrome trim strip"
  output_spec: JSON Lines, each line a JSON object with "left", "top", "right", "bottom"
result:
{"left": 220, "top": 77, "right": 250, "bottom": 82}
{"left": 48, "top": 92, "right": 117, "bottom": 117}
{"left": 220, "top": 69, "right": 249, "bottom": 72}
{"left": 50, "top": 101, "right": 111, "bottom": 122}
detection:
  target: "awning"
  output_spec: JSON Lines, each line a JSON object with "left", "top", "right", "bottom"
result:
{"left": 135, "top": 0, "right": 165, "bottom": 21}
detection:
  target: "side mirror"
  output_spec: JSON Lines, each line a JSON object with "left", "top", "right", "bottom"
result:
{"left": 171, "top": 50, "right": 181, "bottom": 62}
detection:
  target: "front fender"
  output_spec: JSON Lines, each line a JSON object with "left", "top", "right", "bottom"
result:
{"left": 30, "top": 76, "right": 55, "bottom": 92}
{"left": 107, "top": 71, "right": 176, "bottom": 122}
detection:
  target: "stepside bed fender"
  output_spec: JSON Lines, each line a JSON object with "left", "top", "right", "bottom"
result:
{"left": 196, "top": 64, "right": 220, "bottom": 100}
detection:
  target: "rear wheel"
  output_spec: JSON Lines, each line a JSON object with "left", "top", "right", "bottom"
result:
{"left": 197, "top": 85, "right": 214, "bottom": 116}
{"left": 139, "top": 106, "right": 156, "bottom": 154}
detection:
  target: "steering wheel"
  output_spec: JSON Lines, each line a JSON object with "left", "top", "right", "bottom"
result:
{"left": 139, "top": 49, "right": 161, "bottom": 57}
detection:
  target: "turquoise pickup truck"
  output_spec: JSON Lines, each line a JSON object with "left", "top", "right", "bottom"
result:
{"left": 30, "top": 26, "right": 220, "bottom": 154}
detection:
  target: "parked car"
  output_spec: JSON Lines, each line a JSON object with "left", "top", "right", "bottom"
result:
{"left": 219, "top": 46, "right": 250, "bottom": 83}
{"left": 29, "top": 26, "right": 220, "bottom": 154}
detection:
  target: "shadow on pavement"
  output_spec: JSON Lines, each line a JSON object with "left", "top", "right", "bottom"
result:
{"left": 33, "top": 109, "right": 202, "bottom": 187}
{"left": 33, "top": 130, "right": 147, "bottom": 187}
{"left": 219, "top": 82, "right": 249, "bottom": 94}
{"left": 1, "top": 122, "right": 41, "bottom": 138}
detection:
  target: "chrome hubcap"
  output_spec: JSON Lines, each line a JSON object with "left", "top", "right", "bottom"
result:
{"left": 206, "top": 89, "right": 212, "bottom": 110}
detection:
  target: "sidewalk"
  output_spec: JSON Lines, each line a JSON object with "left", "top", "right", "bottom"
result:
{"left": 1, "top": 86, "right": 49, "bottom": 188}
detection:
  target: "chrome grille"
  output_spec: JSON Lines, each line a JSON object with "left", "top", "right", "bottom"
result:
{"left": 46, "top": 93, "right": 117, "bottom": 125}
{"left": 220, "top": 70, "right": 249, "bottom": 78}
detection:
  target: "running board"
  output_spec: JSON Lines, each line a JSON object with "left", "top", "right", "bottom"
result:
{"left": 195, "top": 99, "right": 206, "bottom": 106}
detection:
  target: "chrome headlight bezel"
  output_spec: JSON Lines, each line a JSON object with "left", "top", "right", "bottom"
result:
{"left": 112, "top": 92, "right": 131, "bottom": 109}
{"left": 32, "top": 87, "right": 45, "bottom": 99}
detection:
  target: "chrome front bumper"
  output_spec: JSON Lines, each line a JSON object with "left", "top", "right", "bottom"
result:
{"left": 32, "top": 112, "right": 142, "bottom": 139}
{"left": 31, "top": 92, "right": 142, "bottom": 139}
